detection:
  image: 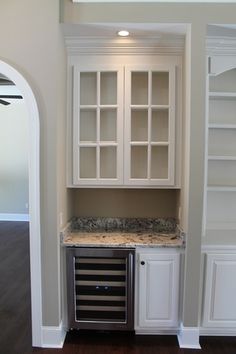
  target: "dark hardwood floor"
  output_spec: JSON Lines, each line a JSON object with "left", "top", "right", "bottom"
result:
{"left": 1, "top": 222, "right": 236, "bottom": 354}
{"left": 33, "top": 330, "right": 236, "bottom": 354}
{"left": 0, "top": 221, "right": 32, "bottom": 354}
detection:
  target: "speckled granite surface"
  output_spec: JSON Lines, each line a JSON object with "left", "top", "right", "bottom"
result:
{"left": 63, "top": 231, "right": 183, "bottom": 248}
{"left": 61, "top": 217, "right": 184, "bottom": 248}
{"left": 70, "top": 216, "right": 176, "bottom": 233}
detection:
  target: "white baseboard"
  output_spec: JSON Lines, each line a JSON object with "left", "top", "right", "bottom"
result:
{"left": 42, "top": 322, "right": 67, "bottom": 348}
{"left": 178, "top": 323, "right": 201, "bottom": 349}
{"left": 135, "top": 328, "right": 179, "bottom": 335}
{"left": 200, "top": 327, "right": 236, "bottom": 336}
{"left": 0, "top": 213, "right": 29, "bottom": 221}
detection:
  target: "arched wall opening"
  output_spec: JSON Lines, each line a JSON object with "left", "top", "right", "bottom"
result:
{"left": 0, "top": 60, "right": 42, "bottom": 347}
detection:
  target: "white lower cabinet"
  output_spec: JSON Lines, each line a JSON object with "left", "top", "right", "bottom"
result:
{"left": 135, "top": 248, "right": 180, "bottom": 332}
{"left": 202, "top": 252, "right": 236, "bottom": 329}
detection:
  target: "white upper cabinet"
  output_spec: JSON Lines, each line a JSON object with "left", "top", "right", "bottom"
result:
{"left": 68, "top": 52, "right": 182, "bottom": 188}
{"left": 124, "top": 65, "right": 176, "bottom": 185}
{"left": 73, "top": 65, "right": 124, "bottom": 185}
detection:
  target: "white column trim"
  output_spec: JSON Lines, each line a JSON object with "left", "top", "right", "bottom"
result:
{"left": 0, "top": 60, "right": 43, "bottom": 346}
{"left": 42, "top": 322, "right": 66, "bottom": 348}
{"left": 177, "top": 323, "right": 201, "bottom": 349}
{"left": 0, "top": 213, "right": 29, "bottom": 221}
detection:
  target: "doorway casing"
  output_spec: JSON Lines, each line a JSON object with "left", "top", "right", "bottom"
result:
{"left": 0, "top": 60, "right": 42, "bottom": 346}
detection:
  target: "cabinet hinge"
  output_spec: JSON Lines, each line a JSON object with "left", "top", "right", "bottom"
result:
{"left": 208, "top": 57, "right": 211, "bottom": 75}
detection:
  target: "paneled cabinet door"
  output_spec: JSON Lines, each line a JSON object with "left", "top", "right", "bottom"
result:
{"left": 137, "top": 252, "right": 180, "bottom": 328}
{"left": 202, "top": 253, "right": 236, "bottom": 328}
{"left": 73, "top": 65, "right": 123, "bottom": 185}
{"left": 124, "top": 65, "right": 176, "bottom": 186}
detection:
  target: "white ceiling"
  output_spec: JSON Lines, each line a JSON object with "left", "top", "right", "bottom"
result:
{"left": 62, "top": 23, "right": 188, "bottom": 38}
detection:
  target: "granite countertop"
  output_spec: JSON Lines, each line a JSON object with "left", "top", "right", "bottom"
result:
{"left": 63, "top": 231, "right": 183, "bottom": 248}
{"left": 61, "top": 217, "right": 185, "bottom": 248}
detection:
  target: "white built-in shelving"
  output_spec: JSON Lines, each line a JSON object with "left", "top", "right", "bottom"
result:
{"left": 205, "top": 62, "right": 236, "bottom": 234}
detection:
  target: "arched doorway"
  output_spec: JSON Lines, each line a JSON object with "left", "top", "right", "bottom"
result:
{"left": 0, "top": 60, "right": 42, "bottom": 346}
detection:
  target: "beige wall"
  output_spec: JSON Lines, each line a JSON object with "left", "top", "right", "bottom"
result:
{"left": 0, "top": 0, "right": 70, "bottom": 326}
{"left": 73, "top": 189, "right": 179, "bottom": 219}
{"left": 62, "top": 1, "right": 236, "bottom": 24}
{"left": 0, "top": 100, "right": 29, "bottom": 214}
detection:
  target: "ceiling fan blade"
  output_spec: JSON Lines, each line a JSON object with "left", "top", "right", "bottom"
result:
{"left": 0, "top": 95, "right": 23, "bottom": 99}
{"left": 0, "top": 98, "right": 10, "bottom": 105}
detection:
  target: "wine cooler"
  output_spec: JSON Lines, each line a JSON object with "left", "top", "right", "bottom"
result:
{"left": 66, "top": 247, "right": 135, "bottom": 331}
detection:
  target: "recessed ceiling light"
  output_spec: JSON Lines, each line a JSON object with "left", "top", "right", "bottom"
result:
{"left": 117, "top": 30, "right": 130, "bottom": 37}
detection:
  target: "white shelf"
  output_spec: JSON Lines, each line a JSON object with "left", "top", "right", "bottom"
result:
{"left": 208, "top": 155, "right": 236, "bottom": 161}
{"left": 206, "top": 222, "right": 236, "bottom": 231}
{"left": 209, "top": 91, "right": 236, "bottom": 99}
{"left": 209, "top": 123, "right": 236, "bottom": 129}
{"left": 207, "top": 186, "right": 236, "bottom": 192}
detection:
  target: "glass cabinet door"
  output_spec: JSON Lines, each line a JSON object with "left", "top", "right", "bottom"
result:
{"left": 125, "top": 65, "right": 175, "bottom": 186}
{"left": 73, "top": 66, "right": 123, "bottom": 185}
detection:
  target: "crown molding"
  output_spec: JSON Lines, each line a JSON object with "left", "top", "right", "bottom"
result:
{"left": 207, "top": 36, "right": 236, "bottom": 56}
{"left": 64, "top": 35, "right": 185, "bottom": 56}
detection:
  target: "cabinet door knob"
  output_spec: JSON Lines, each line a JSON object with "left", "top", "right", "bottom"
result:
{"left": 140, "top": 261, "right": 145, "bottom": 265}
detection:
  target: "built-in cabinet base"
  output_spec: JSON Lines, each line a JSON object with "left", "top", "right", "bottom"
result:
{"left": 135, "top": 248, "right": 181, "bottom": 332}
{"left": 202, "top": 251, "right": 236, "bottom": 329}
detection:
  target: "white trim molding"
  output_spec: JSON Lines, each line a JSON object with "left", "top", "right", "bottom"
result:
{"left": 202, "top": 245, "right": 236, "bottom": 253}
{"left": 0, "top": 60, "right": 42, "bottom": 347}
{"left": 207, "top": 36, "right": 236, "bottom": 56}
{"left": 178, "top": 323, "right": 201, "bottom": 349}
{"left": 42, "top": 323, "right": 67, "bottom": 348}
{"left": 0, "top": 213, "right": 29, "bottom": 222}
{"left": 63, "top": 33, "right": 185, "bottom": 56}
